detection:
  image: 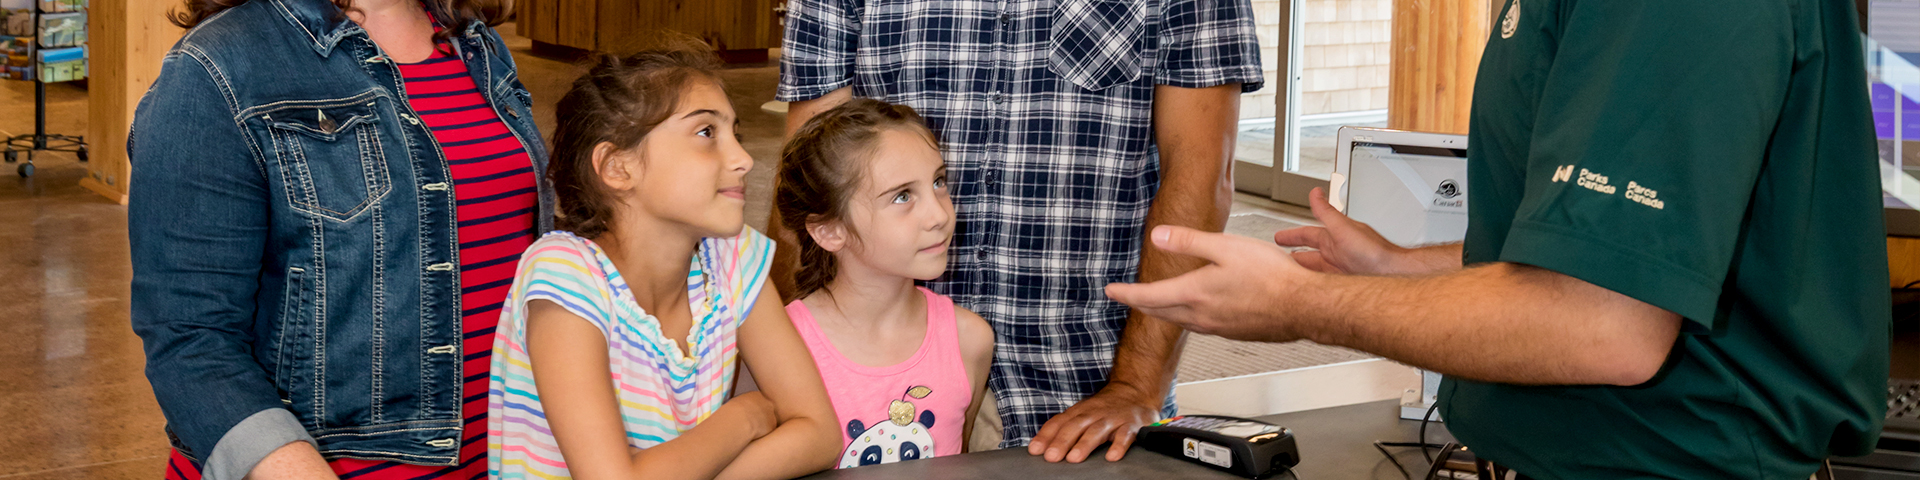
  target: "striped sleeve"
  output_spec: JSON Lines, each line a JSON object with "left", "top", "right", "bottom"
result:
{"left": 514, "top": 233, "right": 617, "bottom": 337}
{"left": 707, "top": 228, "right": 775, "bottom": 323}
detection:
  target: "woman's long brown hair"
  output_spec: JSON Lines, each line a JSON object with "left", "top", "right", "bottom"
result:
{"left": 169, "top": 0, "right": 510, "bottom": 46}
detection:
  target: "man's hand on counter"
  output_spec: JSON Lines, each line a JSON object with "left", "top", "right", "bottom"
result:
{"left": 1028, "top": 385, "right": 1162, "bottom": 463}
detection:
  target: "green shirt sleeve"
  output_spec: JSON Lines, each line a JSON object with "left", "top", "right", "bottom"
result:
{"left": 1497, "top": 0, "right": 1792, "bottom": 329}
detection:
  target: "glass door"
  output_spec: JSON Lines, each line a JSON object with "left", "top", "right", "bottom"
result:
{"left": 1236, "top": 0, "right": 1395, "bottom": 205}
{"left": 1870, "top": 0, "right": 1920, "bottom": 233}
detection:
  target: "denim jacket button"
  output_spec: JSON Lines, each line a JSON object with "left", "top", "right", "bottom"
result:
{"left": 402, "top": 114, "right": 420, "bottom": 125}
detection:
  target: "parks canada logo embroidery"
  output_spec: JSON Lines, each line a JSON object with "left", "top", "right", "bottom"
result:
{"left": 1501, "top": 0, "right": 1520, "bottom": 39}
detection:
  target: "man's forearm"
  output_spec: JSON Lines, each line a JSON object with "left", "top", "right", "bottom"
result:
{"left": 784, "top": 87, "right": 852, "bottom": 137}
{"left": 1105, "top": 84, "right": 1245, "bottom": 399}
{"left": 1387, "top": 243, "right": 1464, "bottom": 275}
{"left": 1300, "top": 262, "right": 1680, "bottom": 386}
{"left": 1109, "top": 191, "right": 1226, "bottom": 396}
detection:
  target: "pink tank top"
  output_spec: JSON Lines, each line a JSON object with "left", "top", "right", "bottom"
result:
{"left": 786, "top": 287, "right": 972, "bottom": 468}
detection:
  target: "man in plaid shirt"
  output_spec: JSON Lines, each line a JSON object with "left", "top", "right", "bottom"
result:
{"left": 773, "top": 0, "right": 1263, "bottom": 462}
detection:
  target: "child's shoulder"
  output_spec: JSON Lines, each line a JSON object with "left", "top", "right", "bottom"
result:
{"left": 526, "top": 231, "right": 598, "bottom": 257}
{"left": 519, "top": 231, "right": 605, "bottom": 277}
{"left": 700, "top": 226, "right": 772, "bottom": 254}
{"left": 947, "top": 299, "right": 994, "bottom": 381}
{"left": 952, "top": 304, "right": 989, "bottom": 337}
{"left": 939, "top": 294, "right": 993, "bottom": 350}
{"left": 697, "top": 227, "right": 775, "bottom": 273}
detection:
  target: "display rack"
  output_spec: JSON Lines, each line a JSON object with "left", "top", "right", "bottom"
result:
{"left": 1, "top": 0, "right": 87, "bottom": 178}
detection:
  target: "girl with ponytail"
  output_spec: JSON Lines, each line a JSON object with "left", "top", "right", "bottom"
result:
{"left": 487, "top": 45, "right": 840, "bottom": 480}
{"left": 774, "top": 99, "right": 995, "bottom": 469}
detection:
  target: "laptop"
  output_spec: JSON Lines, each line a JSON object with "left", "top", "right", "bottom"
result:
{"left": 1330, "top": 126, "right": 1471, "bottom": 248}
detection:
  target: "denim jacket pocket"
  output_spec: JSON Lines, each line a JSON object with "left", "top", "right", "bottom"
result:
{"left": 1049, "top": 0, "right": 1148, "bottom": 92}
{"left": 245, "top": 91, "right": 393, "bottom": 223}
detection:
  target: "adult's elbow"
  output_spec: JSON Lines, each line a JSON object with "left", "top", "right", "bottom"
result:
{"left": 1595, "top": 349, "right": 1668, "bottom": 387}
{"left": 1587, "top": 316, "right": 1681, "bottom": 387}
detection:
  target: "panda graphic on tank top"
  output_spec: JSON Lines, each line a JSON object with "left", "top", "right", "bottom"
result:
{"left": 840, "top": 386, "right": 938, "bottom": 468}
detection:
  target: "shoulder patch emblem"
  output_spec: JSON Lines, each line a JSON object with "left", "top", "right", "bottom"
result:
{"left": 1501, "top": 0, "right": 1521, "bottom": 39}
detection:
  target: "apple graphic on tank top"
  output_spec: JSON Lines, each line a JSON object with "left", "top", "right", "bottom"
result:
{"left": 840, "top": 386, "right": 938, "bottom": 468}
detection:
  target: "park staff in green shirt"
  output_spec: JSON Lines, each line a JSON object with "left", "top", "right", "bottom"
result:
{"left": 1105, "top": 0, "right": 1891, "bottom": 478}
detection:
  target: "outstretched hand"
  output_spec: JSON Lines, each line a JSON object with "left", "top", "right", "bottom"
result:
{"left": 1272, "top": 187, "right": 1410, "bottom": 275}
{"left": 1103, "top": 225, "right": 1320, "bottom": 343}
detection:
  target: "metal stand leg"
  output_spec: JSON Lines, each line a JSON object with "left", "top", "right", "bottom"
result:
{"left": 4, "top": 79, "right": 87, "bottom": 178}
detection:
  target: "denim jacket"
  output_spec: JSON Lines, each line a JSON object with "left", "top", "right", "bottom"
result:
{"left": 127, "top": 0, "right": 552, "bottom": 477}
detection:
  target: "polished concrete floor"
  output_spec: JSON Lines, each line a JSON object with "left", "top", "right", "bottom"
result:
{"left": 0, "top": 23, "right": 1318, "bottom": 479}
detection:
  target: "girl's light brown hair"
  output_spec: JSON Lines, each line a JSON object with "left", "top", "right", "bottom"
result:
{"left": 170, "top": 0, "right": 507, "bottom": 47}
{"left": 548, "top": 41, "right": 722, "bottom": 238}
{"left": 775, "top": 98, "right": 940, "bottom": 301}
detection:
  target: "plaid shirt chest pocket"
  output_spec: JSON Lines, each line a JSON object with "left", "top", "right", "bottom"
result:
{"left": 1049, "top": 0, "right": 1149, "bottom": 92}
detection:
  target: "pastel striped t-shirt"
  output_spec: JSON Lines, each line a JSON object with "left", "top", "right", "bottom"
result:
{"left": 487, "top": 229, "right": 774, "bottom": 479}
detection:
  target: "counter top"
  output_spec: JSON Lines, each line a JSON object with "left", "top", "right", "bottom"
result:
{"left": 799, "top": 399, "right": 1454, "bottom": 480}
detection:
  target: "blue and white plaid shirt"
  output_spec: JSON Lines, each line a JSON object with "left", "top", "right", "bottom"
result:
{"left": 780, "top": 0, "right": 1263, "bottom": 447}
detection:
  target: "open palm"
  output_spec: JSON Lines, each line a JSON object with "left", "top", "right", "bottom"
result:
{"left": 1271, "top": 187, "right": 1408, "bottom": 275}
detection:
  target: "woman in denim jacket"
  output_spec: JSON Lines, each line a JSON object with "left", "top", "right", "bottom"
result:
{"left": 127, "top": 0, "right": 554, "bottom": 478}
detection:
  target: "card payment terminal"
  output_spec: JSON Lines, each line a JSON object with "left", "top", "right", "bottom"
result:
{"left": 1138, "top": 415, "right": 1299, "bottom": 478}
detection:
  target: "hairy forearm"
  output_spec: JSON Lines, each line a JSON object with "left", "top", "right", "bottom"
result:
{"left": 785, "top": 88, "right": 853, "bottom": 137}
{"left": 715, "top": 416, "right": 837, "bottom": 480}
{"left": 1108, "top": 84, "right": 1244, "bottom": 397}
{"left": 1301, "top": 263, "right": 1680, "bottom": 386}
{"left": 1110, "top": 208, "right": 1221, "bottom": 394}
{"left": 1384, "top": 243, "right": 1464, "bottom": 275}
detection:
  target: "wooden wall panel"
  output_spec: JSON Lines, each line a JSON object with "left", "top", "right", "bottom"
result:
{"left": 554, "top": 0, "right": 597, "bottom": 49}
{"left": 1895, "top": 236, "right": 1920, "bottom": 289}
{"left": 82, "top": 0, "right": 182, "bottom": 204}
{"left": 712, "top": 0, "right": 778, "bottom": 51}
{"left": 586, "top": 0, "right": 780, "bottom": 54}
{"left": 1387, "top": 0, "right": 1489, "bottom": 135}
{"left": 516, "top": 0, "right": 561, "bottom": 45}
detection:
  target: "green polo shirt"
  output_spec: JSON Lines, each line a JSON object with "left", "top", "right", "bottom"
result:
{"left": 1438, "top": 0, "right": 1891, "bottom": 478}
